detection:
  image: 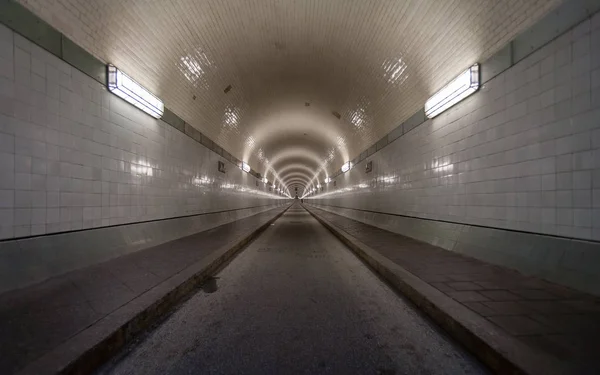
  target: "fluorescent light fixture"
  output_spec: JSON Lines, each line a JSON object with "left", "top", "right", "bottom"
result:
{"left": 241, "top": 162, "right": 250, "bottom": 173}
{"left": 324, "top": 177, "right": 331, "bottom": 184}
{"left": 263, "top": 178, "right": 268, "bottom": 183}
{"left": 341, "top": 162, "right": 352, "bottom": 173}
{"left": 107, "top": 64, "right": 164, "bottom": 118}
{"left": 317, "top": 184, "right": 321, "bottom": 189}
{"left": 425, "top": 64, "right": 479, "bottom": 119}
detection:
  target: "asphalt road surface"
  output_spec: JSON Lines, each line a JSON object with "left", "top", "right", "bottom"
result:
{"left": 98, "top": 204, "right": 488, "bottom": 375}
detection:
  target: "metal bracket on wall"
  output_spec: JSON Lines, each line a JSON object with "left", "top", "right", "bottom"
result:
{"left": 218, "top": 161, "right": 227, "bottom": 173}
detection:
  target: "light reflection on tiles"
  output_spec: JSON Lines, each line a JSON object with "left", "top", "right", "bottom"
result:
{"left": 15, "top": 0, "right": 562, "bottom": 179}
{"left": 0, "top": 25, "right": 288, "bottom": 239}
{"left": 307, "top": 14, "right": 600, "bottom": 241}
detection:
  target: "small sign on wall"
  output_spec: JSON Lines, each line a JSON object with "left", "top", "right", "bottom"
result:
{"left": 218, "top": 161, "right": 226, "bottom": 173}
{"left": 366, "top": 160, "right": 373, "bottom": 173}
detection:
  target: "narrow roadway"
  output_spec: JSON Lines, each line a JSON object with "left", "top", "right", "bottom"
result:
{"left": 98, "top": 203, "right": 488, "bottom": 374}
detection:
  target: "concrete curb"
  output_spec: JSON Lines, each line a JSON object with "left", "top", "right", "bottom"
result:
{"left": 304, "top": 205, "right": 568, "bottom": 375}
{"left": 17, "top": 205, "right": 291, "bottom": 375}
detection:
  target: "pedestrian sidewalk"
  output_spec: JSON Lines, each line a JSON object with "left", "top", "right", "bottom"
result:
{"left": 0, "top": 206, "right": 288, "bottom": 375}
{"left": 306, "top": 205, "right": 600, "bottom": 375}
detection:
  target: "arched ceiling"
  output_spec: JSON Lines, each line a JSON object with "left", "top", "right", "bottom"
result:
{"left": 18, "top": 0, "right": 561, "bottom": 182}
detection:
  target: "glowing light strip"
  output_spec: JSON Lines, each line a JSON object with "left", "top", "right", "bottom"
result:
{"left": 241, "top": 162, "right": 251, "bottom": 173}
{"left": 341, "top": 162, "right": 352, "bottom": 173}
{"left": 425, "top": 64, "right": 479, "bottom": 118}
{"left": 107, "top": 64, "right": 164, "bottom": 118}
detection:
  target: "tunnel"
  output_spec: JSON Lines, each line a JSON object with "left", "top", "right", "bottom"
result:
{"left": 0, "top": 0, "right": 599, "bottom": 374}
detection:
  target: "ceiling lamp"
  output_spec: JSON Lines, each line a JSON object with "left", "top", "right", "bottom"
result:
{"left": 241, "top": 162, "right": 251, "bottom": 173}
{"left": 107, "top": 64, "right": 164, "bottom": 118}
{"left": 341, "top": 162, "right": 352, "bottom": 173}
{"left": 424, "top": 63, "right": 479, "bottom": 118}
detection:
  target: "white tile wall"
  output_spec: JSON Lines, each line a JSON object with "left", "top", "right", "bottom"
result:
{"left": 310, "top": 14, "right": 600, "bottom": 241}
{"left": 0, "top": 24, "right": 286, "bottom": 240}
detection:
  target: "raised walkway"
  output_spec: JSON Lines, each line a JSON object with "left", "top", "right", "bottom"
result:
{"left": 0, "top": 205, "right": 288, "bottom": 375}
{"left": 306, "top": 204, "right": 600, "bottom": 375}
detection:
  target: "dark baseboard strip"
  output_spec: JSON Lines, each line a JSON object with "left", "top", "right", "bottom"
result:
{"left": 1, "top": 203, "right": 282, "bottom": 243}
{"left": 309, "top": 203, "right": 599, "bottom": 244}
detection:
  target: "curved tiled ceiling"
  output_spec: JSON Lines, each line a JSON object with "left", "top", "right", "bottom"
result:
{"left": 18, "top": 0, "right": 561, "bottom": 185}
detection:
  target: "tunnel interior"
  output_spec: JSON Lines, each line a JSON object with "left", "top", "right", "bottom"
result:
{"left": 0, "top": 0, "right": 600, "bottom": 374}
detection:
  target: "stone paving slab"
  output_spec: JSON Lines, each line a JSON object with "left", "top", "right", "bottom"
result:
{"left": 306, "top": 205, "right": 600, "bottom": 375}
{"left": 0, "top": 206, "right": 288, "bottom": 375}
